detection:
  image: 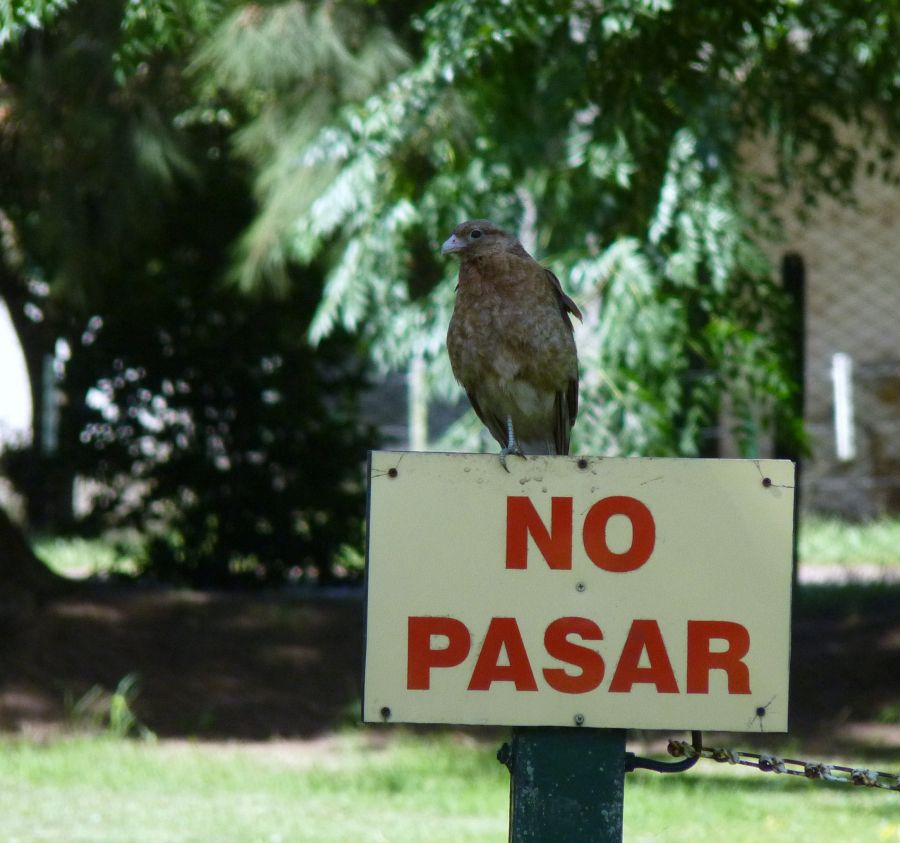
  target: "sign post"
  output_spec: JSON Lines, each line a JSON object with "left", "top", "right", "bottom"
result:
{"left": 363, "top": 452, "right": 795, "bottom": 839}
{"left": 506, "top": 728, "right": 625, "bottom": 841}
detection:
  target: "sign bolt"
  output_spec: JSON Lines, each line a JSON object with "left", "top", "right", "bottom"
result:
{"left": 576, "top": 582, "right": 586, "bottom": 592}
{"left": 574, "top": 713, "right": 585, "bottom": 726}
{"left": 380, "top": 706, "right": 392, "bottom": 721}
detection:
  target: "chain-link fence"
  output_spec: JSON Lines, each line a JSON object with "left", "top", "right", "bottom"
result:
{"left": 365, "top": 160, "right": 900, "bottom": 522}
{"left": 781, "top": 166, "right": 900, "bottom": 518}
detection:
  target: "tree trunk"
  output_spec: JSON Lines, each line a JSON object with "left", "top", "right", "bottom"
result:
{"left": 0, "top": 248, "right": 74, "bottom": 529}
{"left": 0, "top": 506, "right": 70, "bottom": 611}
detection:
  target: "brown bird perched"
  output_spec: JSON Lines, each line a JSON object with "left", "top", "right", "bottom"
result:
{"left": 442, "top": 219, "right": 581, "bottom": 469}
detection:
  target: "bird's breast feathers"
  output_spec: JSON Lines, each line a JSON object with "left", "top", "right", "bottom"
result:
{"left": 447, "top": 253, "right": 576, "bottom": 392}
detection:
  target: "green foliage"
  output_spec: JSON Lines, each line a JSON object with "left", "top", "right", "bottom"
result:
{"left": 62, "top": 158, "right": 374, "bottom": 587}
{"left": 65, "top": 673, "right": 155, "bottom": 740}
{"left": 191, "top": 0, "right": 410, "bottom": 292}
{"left": 0, "top": 0, "right": 235, "bottom": 530}
{"left": 3, "top": 0, "right": 899, "bottom": 579}
{"left": 116, "top": 0, "right": 226, "bottom": 80}
{"left": 0, "top": 0, "right": 220, "bottom": 307}
{"left": 0, "top": 0, "right": 374, "bottom": 583}
{"left": 74, "top": 284, "right": 373, "bottom": 587}
{"left": 877, "top": 702, "right": 900, "bottom": 724}
{"left": 201, "top": 0, "right": 899, "bottom": 457}
{"left": 0, "top": 0, "right": 72, "bottom": 46}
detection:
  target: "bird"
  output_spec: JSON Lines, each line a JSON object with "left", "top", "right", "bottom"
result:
{"left": 442, "top": 219, "right": 581, "bottom": 470}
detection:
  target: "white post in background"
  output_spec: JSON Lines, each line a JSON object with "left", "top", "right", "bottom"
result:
{"left": 831, "top": 352, "right": 856, "bottom": 462}
{"left": 407, "top": 352, "right": 428, "bottom": 451}
{"left": 41, "top": 352, "right": 59, "bottom": 455}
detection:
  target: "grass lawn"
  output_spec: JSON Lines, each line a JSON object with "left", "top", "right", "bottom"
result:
{"left": 33, "top": 536, "right": 140, "bottom": 580}
{"left": 17, "top": 518, "right": 899, "bottom": 842}
{"left": 798, "top": 516, "right": 900, "bottom": 567}
{"left": 1, "top": 733, "right": 897, "bottom": 843}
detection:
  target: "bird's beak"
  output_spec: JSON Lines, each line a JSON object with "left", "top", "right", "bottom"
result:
{"left": 441, "top": 234, "right": 463, "bottom": 255}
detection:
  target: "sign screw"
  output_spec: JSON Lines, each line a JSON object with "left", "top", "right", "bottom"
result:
{"left": 575, "top": 582, "right": 586, "bottom": 592}
{"left": 574, "top": 713, "right": 585, "bottom": 726}
{"left": 762, "top": 476, "right": 772, "bottom": 487}
{"left": 388, "top": 468, "right": 399, "bottom": 478}
{"left": 577, "top": 458, "right": 589, "bottom": 470}
{"left": 380, "top": 706, "right": 392, "bottom": 721}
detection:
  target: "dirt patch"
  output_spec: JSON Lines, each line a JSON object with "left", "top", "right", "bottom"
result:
{"left": 0, "top": 583, "right": 898, "bottom": 755}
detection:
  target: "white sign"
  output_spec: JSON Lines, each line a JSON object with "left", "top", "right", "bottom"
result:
{"left": 363, "top": 452, "right": 795, "bottom": 732}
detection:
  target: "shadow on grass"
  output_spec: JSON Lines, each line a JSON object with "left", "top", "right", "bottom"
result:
{"left": 0, "top": 586, "right": 364, "bottom": 739}
{"left": 790, "top": 581, "right": 900, "bottom": 744}
{"left": 0, "top": 580, "right": 898, "bottom": 750}
{"left": 794, "top": 580, "right": 900, "bottom": 618}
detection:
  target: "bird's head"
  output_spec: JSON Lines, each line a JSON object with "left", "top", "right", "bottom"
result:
{"left": 440, "top": 220, "right": 518, "bottom": 259}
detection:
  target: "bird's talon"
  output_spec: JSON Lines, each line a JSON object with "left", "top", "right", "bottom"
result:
{"left": 498, "top": 446, "right": 525, "bottom": 472}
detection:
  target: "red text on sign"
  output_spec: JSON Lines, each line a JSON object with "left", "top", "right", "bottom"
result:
{"left": 506, "top": 495, "right": 656, "bottom": 572}
{"left": 407, "top": 615, "right": 751, "bottom": 695}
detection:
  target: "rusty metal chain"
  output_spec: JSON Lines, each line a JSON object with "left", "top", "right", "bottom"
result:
{"left": 668, "top": 739, "right": 900, "bottom": 793}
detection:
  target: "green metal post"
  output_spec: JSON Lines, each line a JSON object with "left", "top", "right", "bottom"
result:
{"left": 506, "top": 727, "right": 626, "bottom": 842}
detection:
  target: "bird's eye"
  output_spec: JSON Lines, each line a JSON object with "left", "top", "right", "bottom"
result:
{"left": 470, "top": 229, "right": 483, "bottom": 239}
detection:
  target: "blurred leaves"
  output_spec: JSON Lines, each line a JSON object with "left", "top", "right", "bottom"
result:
{"left": 191, "top": 0, "right": 410, "bottom": 292}
{"left": 0, "top": 0, "right": 373, "bottom": 583}
{"left": 54, "top": 126, "right": 375, "bottom": 587}
{"left": 0, "top": 0, "right": 72, "bottom": 46}
{"left": 65, "top": 672, "right": 156, "bottom": 739}
{"left": 2, "top": 0, "right": 898, "bottom": 581}
{"left": 194, "top": 0, "right": 899, "bottom": 457}
{"left": 0, "top": 0, "right": 223, "bottom": 307}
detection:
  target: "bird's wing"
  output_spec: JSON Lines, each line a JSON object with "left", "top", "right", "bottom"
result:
{"left": 466, "top": 389, "right": 510, "bottom": 449}
{"left": 544, "top": 269, "right": 580, "bottom": 455}
{"left": 545, "top": 269, "right": 583, "bottom": 325}
{"left": 552, "top": 378, "right": 579, "bottom": 456}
